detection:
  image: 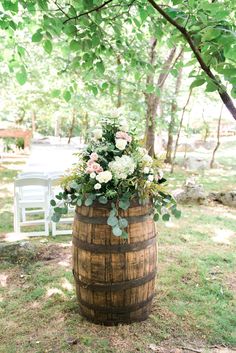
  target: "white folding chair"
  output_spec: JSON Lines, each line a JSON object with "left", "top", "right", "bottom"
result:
{"left": 14, "top": 177, "right": 50, "bottom": 237}
{"left": 17, "top": 172, "right": 50, "bottom": 222}
{"left": 49, "top": 173, "right": 74, "bottom": 236}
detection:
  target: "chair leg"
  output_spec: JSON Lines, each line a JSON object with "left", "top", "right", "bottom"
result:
{"left": 51, "top": 222, "right": 57, "bottom": 237}
{"left": 14, "top": 201, "right": 21, "bottom": 235}
{"left": 45, "top": 220, "right": 49, "bottom": 236}
{"left": 22, "top": 208, "right": 26, "bottom": 222}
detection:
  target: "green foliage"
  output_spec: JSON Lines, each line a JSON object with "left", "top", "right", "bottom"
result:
{"left": 0, "top": 0, "right": 235, "bottom": 111}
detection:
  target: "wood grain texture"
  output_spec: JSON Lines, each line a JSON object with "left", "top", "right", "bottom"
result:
{"left": 72, "top": 202, "right": 157, "bottom": 325}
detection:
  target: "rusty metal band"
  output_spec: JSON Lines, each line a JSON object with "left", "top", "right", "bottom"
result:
{"left": 74, "top": 212, "right": 152, "bottom": 225}
{"left": 72, "top": 235, "right": 156, "bottom": 253}
{"left": 77, "top": 293, "right": 155, "bottom": 314}
{"left": 73, "top": 269, "right": 156, "bottom": 292}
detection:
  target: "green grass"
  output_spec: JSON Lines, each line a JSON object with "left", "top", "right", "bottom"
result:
{"left": 0, "top": 167, "right": 19, "bottom": 184}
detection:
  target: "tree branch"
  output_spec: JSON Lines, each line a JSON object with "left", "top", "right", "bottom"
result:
{"left": 64, "top": 0, "right": 114, "bottom": 24}
{"left": 53, "top": 1, "right": 70, "bottom": 19}
{"left": 147, "top": 0, "right": 236, "bottom": 121}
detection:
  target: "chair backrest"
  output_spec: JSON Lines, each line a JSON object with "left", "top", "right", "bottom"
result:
{"left": 17, "top": 172, "right": 47, "bottom": 179}
{"left": 15, "top": 177, "right": 50, "bottom": 188}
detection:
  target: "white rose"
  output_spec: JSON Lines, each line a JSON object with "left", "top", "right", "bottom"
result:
{"left": 148, "top": 175, "right": 154, "bottom": 182}
{"left": 90, "top": 172, "right": 96, "bottom": 179}
{"left": 115, "top": 139, "right": 127, "bottom": 150}
{"left": 94, "top": 183, "right": 101, "bottom": 190}
{"left": 96, "top": 170, "right": 112, "bottom": 183}
{"left": 93, "top": 128, "right": 103, "bottom": 140}
{"left": 143, "top": 167, "right": 149, "bottom": 174}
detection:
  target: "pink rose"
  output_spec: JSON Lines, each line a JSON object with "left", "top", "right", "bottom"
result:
{"left": 86, "top": 162, "right": 103, "bottom": 174}
{"left": 116, "top": 131, "right": 132, "bottom": 143}
{"left": 87, "top": 159, "right": 94, "bottom": 166}
{"left": 93, "top": 163, "right": 103, "bottom": 173}
{"left": 90, "top": 152, "right": 98, "bottom": 161}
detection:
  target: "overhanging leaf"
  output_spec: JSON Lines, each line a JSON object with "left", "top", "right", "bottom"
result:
{"left": 63, "top": 90, "right": 71, "bottom": 102}
{"left": 16, "top": 69, "right": 27, "bottom": 85}
{"left": 43, "top": 39, "right": 53, "bottom": 54}
{"left": 32, "top": 30, "right": 43, "bottom": 43}
{"left": 190, "top": 78, "right": 205, "bottom": 89}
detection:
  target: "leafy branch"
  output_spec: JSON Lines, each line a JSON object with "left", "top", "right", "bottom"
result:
{"left": 63, "top": 0, "right": 114, "bottom": 24}
{"left": 147, "top": 0, "right": 236, "bottom": 121}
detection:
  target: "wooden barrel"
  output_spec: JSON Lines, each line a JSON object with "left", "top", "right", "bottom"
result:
{"left": 72, "top": 201, "right": 157, "bottom": 325}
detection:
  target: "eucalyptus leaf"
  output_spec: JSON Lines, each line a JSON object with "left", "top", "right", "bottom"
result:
{"left": 109, "top": 209, "right": 117, "bottom": 217}
{"left": 50, "top": 199, "right": 56, "bottom": 206}
{"left": 98, "top": 196, "right": 108, "bottom": 204}
{"left": 112, "top": 225, "right": 122, "bottom": 237}
{"left": 119, "top": 200, "right": 130, "bottom": 210}
{"left": 51, "top": 213, "right": 61, "bottom": 223}
{"left": 77, "top": 198, "right": 82, "bottom": 206}
{"left": 85, "top": 198, "right": 93, "bottom": 206}
{"left": 118, "top": 218, "right": 128, "bottom": 228}
{"left": 153, "top": 213, "right": 159, "bottom": 222}
{"left": 162, "top": 213, "right": 170, "bottom": 221}
{"left": 121, "top": 230, "right": 128, "bottom": 239}
{"left": 107, "top": 215, "right": 118, "bottom": 227}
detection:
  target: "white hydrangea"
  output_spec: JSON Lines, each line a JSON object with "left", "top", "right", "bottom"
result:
{"left": 109, "top": 155, "right": 136, "bottom": 180}
{"left": 115, "top": 138, "right": 127, "bottom": 150}
{"left": 96, "top": 170, "right": 112, "bottom": 183}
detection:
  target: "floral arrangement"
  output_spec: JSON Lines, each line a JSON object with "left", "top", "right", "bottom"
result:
{"left": 51, "top": 118, "right": 181, "bottom": 238}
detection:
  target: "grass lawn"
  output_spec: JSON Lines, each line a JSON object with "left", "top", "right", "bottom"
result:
{"left": 0, "top": 147, "right": 235, "bottom": 353}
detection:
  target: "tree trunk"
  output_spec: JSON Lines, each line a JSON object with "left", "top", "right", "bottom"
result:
{"left": 171, "top": 88, "right": 193, "bottom": 173}
{"left": 165, "top": 52, "right": 183, "bottom": 163}
{"left": 145, "top": 43, "right": 176, "bottom": 156}
{"left": 54, "top": 116, "right": 60, "bottom": 137}
{"left": 68, "top": 108, "right": 76, "bottom": 144}
{"left": 117, "top": 55, "right": 122, "bottom": 108}
{"left": 31, "top": 111, "right": 36, "bottom": 137}
{"left": 210, "top": 104, "right": 223, "bottom": 168}
{"left": 83, "top": 112, "right": 89, "bottom": 143}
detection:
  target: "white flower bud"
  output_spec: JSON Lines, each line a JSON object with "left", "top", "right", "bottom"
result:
{"left": 148, "top": 175, "right": 154, "bottom": 182}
